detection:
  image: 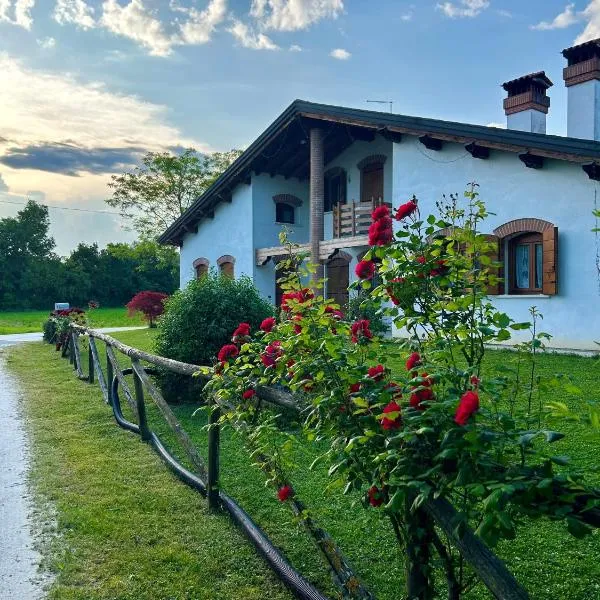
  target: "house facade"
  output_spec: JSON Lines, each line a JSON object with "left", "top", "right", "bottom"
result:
{"left": 160, "top": 38, "right": 600, "bottom": 351}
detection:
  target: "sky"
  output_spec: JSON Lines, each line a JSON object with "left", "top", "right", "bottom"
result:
{"left": 1, "top": 0, "right": 600, "bottom": 255}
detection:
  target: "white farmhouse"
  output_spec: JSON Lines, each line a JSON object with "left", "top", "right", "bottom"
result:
{"left": 159, "top": 38, "right": 600, "bottom": 351}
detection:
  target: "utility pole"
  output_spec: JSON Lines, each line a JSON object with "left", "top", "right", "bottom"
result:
{"left": 366, "top": 99, "right": 394, "bottom": 113}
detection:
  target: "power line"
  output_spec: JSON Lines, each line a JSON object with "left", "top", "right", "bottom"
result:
{"left": 0, "top": 198, "right": 123, "bottom": 216}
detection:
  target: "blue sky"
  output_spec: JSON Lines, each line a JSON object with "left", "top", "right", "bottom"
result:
{"left": 0, "top": 0, "right": 599, "bottom": 253}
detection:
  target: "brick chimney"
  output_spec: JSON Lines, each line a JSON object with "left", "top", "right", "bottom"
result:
{"left": 563, "top": 38, "right": 600, "bottom": 140}
{"left": 502, "top": 72, "right": 553, "bottom": 134}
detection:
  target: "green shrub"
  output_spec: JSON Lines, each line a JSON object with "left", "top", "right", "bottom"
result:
{"left": 155, "top": 274, "right": 273, "bottom": 402}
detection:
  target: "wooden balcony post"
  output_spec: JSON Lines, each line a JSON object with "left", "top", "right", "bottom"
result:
{"left": 309, "top": 127, "right": 325, "bottom": 289}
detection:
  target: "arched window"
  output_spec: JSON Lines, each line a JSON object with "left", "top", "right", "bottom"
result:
{"left": 217, "top": 255, "right": 235, "bottom": 279}
{"left": 357, "top": 155, "right": 387, "bottom": 204}
{"left": 273, "top": 194, "right": 302, "bottom": 225}
{"left": 193, "top": 258, "right": 209, "bottom": 279}
{"left": 493, "top": 219, "right": 558, "bottom": 296}
{"left": 324, "top": 167, "right": 347, "bottom": 212}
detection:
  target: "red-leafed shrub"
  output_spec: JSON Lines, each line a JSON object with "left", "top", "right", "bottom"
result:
{"left": 126, "top": 291, "right": 168, "bottom": 328}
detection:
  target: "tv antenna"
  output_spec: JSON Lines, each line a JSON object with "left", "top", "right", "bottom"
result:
{"left": 366, "top": 99, "right": 394, "bottom": 113}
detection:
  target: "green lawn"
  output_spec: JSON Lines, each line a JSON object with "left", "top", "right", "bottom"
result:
{"left": 7, "top": 331, "right": 600, "bottom": 599}
{"left": 0, "top": 307, "right": 145, "bottom": 335}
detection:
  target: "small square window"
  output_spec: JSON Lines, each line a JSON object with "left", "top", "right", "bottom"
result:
{"left": 276, "top": 203, "right": 295, "bottom": 224}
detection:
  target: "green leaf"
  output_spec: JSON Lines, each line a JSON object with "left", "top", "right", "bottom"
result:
{"left": 550, "top": 455, "right": 570, "bottom": 466}
{"left": 543, "top": 430, "right": 566, "bottom": 443}
{"left": 567, "top": 517, "right": 593, "bottom": 539}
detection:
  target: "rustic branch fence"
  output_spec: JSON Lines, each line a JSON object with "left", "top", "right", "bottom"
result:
{"left": 58, "top": 324, "right": 600, "bottom": 600}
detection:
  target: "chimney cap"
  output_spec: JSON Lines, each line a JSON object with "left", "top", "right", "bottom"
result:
{"left": 502, "top": 71, "right": 553, "bottom": 94}
{"left": 562, "top": 38, "right": 600, "bottom": 63}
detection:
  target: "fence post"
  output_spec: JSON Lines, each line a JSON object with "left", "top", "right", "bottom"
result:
{"left": 88, "top": 341, "right": 94, "bottom": 384}
{"left": 70, "top": 333, "right": 77, "bottom": 368}
{"left": 106, "top": 345, "right": 114, "bottom": 406}
{"left": 132, "top": 359, "right": 151, "bottom": 442}
{"left": 207, "top": 398, "right": 221, "bottom": 511}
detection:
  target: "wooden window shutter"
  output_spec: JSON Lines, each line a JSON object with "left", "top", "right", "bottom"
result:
{"left": 482, "top": 234, "right": 502, "bottom": 296}
{"left": 542, "top": 226, "right": 558, "bottom": 295}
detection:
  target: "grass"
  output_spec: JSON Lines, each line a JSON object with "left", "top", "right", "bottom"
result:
{"left": 7, "top": 330, "right": 600, "bottom": 599}
{"left": 0, "top": 307, "right": 145, "bottom": 335}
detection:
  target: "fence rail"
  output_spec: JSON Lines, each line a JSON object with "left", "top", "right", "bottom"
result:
{"left": 60, "top": 324, "right": 600, "bottom": 600}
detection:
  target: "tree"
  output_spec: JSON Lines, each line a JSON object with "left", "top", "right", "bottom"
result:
{"left": 126, "top": 291, "right": 168, "bottom": 327}
{"left": 106, "top": 148, "right": 242, "bottom": 239}
{"left": 0, "top": 201, "right": 56, "bottom": 308}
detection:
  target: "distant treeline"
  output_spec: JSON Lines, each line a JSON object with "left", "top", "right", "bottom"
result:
{"left": 0, "top": 201, "right": 179, "bottom": 311}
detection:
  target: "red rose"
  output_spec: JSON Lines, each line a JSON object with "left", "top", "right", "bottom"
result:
{"left": 395, "top": 199, "right": 418, "bottom": 221}
{"left": 367, "top": 485, "right": 384, "bottom": 507}
{"left": 281, "top": 289, "right": 314, "bottom": 312}
{"left": 218, "top": 344, "right": 239, "bottom": 363}
{"left": 349, "top": 382, "right": 362, "bottom": 394}
{"left": 233, "top": 322, "right": 250, "bottom": 337}
{"left": 368, "top": 217, "right": 393, "bottom": 246}
{"left": 381, "top": 401, "right": 402, "bottom": 430}
{"left": 261, "top": 341, "right": 282, "bottom": 368}
{"left": 386, "top": 277, "right": 406, "bottom": 305}
{"left": 242, "top": 389, "right": 256, "bottom": 400}
{"left": 470, "top": 375, "right": 480, "bottom": 388}
{"left": 355, "top": 260, "right": 376, "bottom": 280}
{"left": 293, "top": 315, "right": 303, "bottom": 334}
{"left": 368, "top": 364, "right": 385, "bottom": 381}
{"left": 416, "top": 255, "right": 426, "bottom": 265}
{"left": 371, "top": 205, "right": 390, "bottom": 221}
{"left": 405, "top": 352, "right": 421, "bottom": 372}
{"left": 455, "top": 390, "right": 480, "bottom": 426}
{"left": 409, "top": 373, "right": 434, "bottom": 410}
{"left": 260, "top": 317, "right": 276, "bottom": 333}
{"left": 277, "top": 485, "right": 293, "bottom": 502}
{"left": 351, "top": 319, "right": 373, "bottom": 344}
{"left": 325, "top": 306, "right": 345, "bottom": 320}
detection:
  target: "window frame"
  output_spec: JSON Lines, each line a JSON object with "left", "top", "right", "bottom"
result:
{"left": 275, "top": 202, "right": 295, "bottom": 225}
{"left": 508, "top": 232, "right": 544, "bottom": 295}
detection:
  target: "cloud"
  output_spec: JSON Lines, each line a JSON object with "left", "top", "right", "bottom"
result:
{"left": 575, "top": 0, "right": 600, "bottom": 44}
{"left": 531, "top": 3, "right": 578, "bottom": 31}
{"left": 175, "top": 0, "right": 227, "bottom": 44}
{"left": 37, "top": 37, "right": 57, "bottom": 49}
{"left": 437, "top": 0, "right": 489, "bottom": 18}
{"left": 330, "top": 47, "right": 350, "bottom": 60}
{"left": 0, "top": 142, "right": 143, "bottom": 175}
{"left": 0, "top": 0, "right": 35, "bottom": 29}
{"left": 53, "top": 0, "right": 95, "bottom": 30}
{"left": 497, "top": 9, "right": 512, "bottom": 18}
{"left": 0, "top": 54, "right": 205, "bottom": 156}
{"left": 401, "top": 12, "right": 413, "bottom": 22}
{"left": 0, "top": 173, "right": 8, "bottom": 192}
{"left": 228, "top": 20, "right": 279, "bottom": 49}
{"left": 486, "top": 122, "right": 506, "bottom": 128}
{"left": 250, "top": 0, "right": 343, "bottom": 31}
{"left": 100, "top": 0, "right": 175, "bottom": 57}
{"left": 289, "top": 43, "right": 302, "bottom": 51}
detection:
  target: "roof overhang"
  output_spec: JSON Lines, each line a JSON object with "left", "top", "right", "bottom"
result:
{"left": 159, "top": 99, "right": 600, "bottom": 246}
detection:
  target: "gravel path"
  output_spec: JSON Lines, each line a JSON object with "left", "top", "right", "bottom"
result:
{"left": 0, "top": 351, "right": 44, "bottom": 600}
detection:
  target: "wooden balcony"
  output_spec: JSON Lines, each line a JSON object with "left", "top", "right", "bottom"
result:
{"left": 333, "top": 198, "right": 391, "bottom": 238}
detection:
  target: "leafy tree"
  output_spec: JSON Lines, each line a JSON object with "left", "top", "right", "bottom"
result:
{"left": 126, "top": 291, "right": 169, "bottom": 327}
{"left": 0, "top": 201, "right": 56, "bottom": 308}
{"left": 106, "top": 148, "right": 242, "bottom": 239}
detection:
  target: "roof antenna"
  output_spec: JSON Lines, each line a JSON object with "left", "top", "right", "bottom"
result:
{"left": 366, "top": 100, "right": 394, "bottom": 113}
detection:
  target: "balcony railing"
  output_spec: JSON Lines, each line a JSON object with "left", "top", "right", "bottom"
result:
{"left": 333, "top": 198, "right": 391, "bottom": 238}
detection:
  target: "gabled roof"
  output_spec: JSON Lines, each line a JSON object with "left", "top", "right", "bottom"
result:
{"left": 159, "top": 99, "right": 600, "bottom": 245}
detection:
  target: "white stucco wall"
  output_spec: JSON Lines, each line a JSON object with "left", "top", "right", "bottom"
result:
{"left": 179, "top": 183, "right": 254, "bottom": 288}
{"left": 567, "top": 80, "right": 600, "bottom": 141}
{"left": 392, "top": 137, "right": 600, "bottom": 350}
{"left": 507, "top": 109, "right": 547, "bottom": 134}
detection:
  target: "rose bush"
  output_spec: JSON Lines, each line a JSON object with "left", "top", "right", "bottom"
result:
{"left": 204, "top": 187, "right": 599, "bottom": 598}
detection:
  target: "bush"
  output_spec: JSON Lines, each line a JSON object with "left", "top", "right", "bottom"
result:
{"left": 155, "top": 274, "right": 273, "bottom": 402}
{"left": 42, "top": 308, "right": 86, "bottom": 347}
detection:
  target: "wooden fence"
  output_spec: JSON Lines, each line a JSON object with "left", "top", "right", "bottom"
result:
{"left": 59, "top": 324, "right": 600, "bottom": 600}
